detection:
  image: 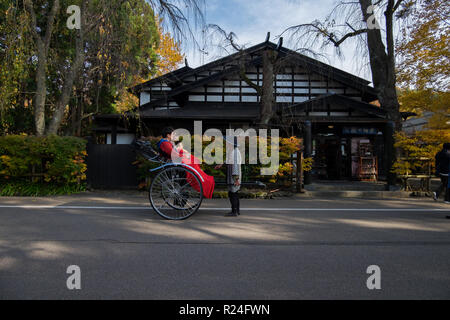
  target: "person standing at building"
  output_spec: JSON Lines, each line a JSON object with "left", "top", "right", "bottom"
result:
{"left": 216, "top": 135, "right": 242, "bottom": 216}
{"left": 445, "top": 147, "right": 450, "bottom": 204}
{"left": 446, "top": 162, "right": 450, "bottom": 204}
{"left": 433, "top": 143, "right": 450, "bottom": 202}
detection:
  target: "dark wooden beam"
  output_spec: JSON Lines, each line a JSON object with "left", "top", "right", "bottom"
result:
{"left": 286, "top": 117, "right": 389, "bottom": 123}
{"left": 303, "top": 120, "right": 312, "bottom": 185}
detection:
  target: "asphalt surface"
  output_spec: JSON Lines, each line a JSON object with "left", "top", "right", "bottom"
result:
{"left": 0, "top": 192, "right": 449, "bottom": 299}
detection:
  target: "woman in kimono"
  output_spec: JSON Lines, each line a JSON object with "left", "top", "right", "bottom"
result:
{"left": 157, "top": 127, "right": 215, "bottom": 199}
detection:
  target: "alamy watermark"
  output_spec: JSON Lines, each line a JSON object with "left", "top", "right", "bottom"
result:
{"left": 168, "top": 121, "right": 280, "bottom": 176}
{"left": 366, "top": 265, "right": 381, "bottom": 290}
{"left": 366, "top": 5, "right": 382, "bottom": 30}
{"left": 66, "top": 5, "right": 81, "bottom": 30}
{"left": 66, "top": 265, "right": 81, "bottom": 290}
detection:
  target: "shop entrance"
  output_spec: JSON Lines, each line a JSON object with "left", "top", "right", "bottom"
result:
{"left": 312, "top": 134, "right": 350, "bottom": 180}
{"left": 311, "top": 130, "right": 381, "bottom": 181}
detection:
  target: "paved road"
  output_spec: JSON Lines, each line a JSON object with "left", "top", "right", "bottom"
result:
{"left": 0, "top": 193, "right": 449, "bottom": 299}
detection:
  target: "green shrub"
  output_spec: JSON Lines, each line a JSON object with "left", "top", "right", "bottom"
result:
{"left": 0, "top": 135, "right": 87, "bottom": 195}
{"left": 0, "top": 181, "right": 86, "bottom": 196}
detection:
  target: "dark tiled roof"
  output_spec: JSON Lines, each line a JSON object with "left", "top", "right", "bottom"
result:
{"left": 283, "top": 94, "right": 387, "bottom": 118}
{"left": 130, "top": 41, "right": 378, "bottom": 106}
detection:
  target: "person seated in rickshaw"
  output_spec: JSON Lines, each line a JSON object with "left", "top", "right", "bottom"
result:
{"left": 157, "top": 127, "right": 215, "bottom": 199}
{"left": 156, "top": 127, "right": 184, "bottom": 162}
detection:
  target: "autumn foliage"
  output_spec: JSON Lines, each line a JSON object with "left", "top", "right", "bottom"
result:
{"left": 113, "top": 17, "right": 184, "bottom": 114}
{"left": 0, "top": 135, "right": 87, "bottom": 187}
{"left": 394, "top": 0, "right": 450, "bottom": 174}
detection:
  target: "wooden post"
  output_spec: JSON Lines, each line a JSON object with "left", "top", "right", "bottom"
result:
{"left": 295, "top": 151, "right": 300, "bottom": 193}
{"left": 384, "top": 121, "right": 395, "bottom": 189}
{"left": 304, "top": 120, "right": 312, "bottom": 185}
{"left": 296, "top": 150, "right": 304, "bottom": 193}
{"left": 111, "top": 124, "right": 117, "bottom": 145}
{"left": 300, "top": 151, "right": 304, "bottom": 192}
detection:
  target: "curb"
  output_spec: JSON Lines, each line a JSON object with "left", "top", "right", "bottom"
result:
{"left": 293, "top": 190, "right": 413, "bottom": 199}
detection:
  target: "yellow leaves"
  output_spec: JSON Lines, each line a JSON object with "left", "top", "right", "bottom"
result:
{"left": 154, "top": 18, "right": 184, "bottom": 77}
{"left": 396, "top": 0, "right": 449, "bottom": 92}
{"left": 302, "top": 157, "right": 314, "bottom": 172}
{"left": 393, "top": 129, "right": 450, "bottom": 175}
{"left": 398, "top": 88, "right": 450, "bottom": 130}
{"left": 113, "top": 90, "right": 139, "bottom": 114}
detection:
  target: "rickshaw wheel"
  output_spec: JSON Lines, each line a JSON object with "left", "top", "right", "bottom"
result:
{"left": 149, "top": 165, "right": 203, "bottom": 220}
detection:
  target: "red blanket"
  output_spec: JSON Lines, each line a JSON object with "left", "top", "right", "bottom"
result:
{"left": 182, "top": 155, "right": 215, "bottom": 199}
{"left": 159, "top": 140, "right": 215, "bottom": 198}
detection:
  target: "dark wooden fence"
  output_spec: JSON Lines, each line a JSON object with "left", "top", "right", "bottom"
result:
{"left": 86, "top": 143, "right": 138, "bottom": 189}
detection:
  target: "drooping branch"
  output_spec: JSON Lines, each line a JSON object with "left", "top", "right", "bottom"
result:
{"left": 281, "top": 22, "right": 368, "bottom": 48}
{"left": 392, "top": 0, "right": 405, "bottom": 13}
{"left": 147, "top": 0, "right": 205, "bottom": 48}
{"left": 207, "top": 24, "right": 244, "bottom": 54}
{"left": 333, "top": 28, "right": 369, "bottom": 47}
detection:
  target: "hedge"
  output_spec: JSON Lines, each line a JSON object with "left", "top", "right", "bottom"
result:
{"left": 0, "top": 135, "right": 87, "bottom": 196}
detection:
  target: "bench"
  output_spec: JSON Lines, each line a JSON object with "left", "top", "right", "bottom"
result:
{"left": 397, "top": 174, "right": 433, "bottom": 192}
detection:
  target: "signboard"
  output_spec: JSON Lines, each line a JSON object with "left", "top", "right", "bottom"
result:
{"left": 342, "top": 127, "right": 378, "bottom": 135}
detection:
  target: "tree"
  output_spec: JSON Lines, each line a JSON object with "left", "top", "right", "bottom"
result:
{"left": 23, "top": 0, "right": 88, "bottom": 136}
{"left": 16, "top": 0, "right": 204, "bottom": 136}
{"left": 207, "top": 26, "right": 280, "bottom": 128}
{"left": 282, "top": 0, "right": 414, "bottom": 130}
{"left": 113, "top": 16, "right": 185, "bottom": 114}
{"left": 155, "top": 17, "right": 185, "bottom": 77}
{"left": 0, "top": 0, "right": 34, "bottom": 134}
{"left": 396, "top": 0, "right": 449, "bottom": 130}
{"left": 392, "top": 0, "right": 449, "bottom": 175}
{"left": 71, "top": 0, "right": 160, "bottom": 131}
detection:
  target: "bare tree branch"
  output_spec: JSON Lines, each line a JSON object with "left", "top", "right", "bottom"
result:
{"left": 281, "top": 22, "right": 368, "bottom": 48}
{"left": 393, "top": 0, "right": 404, "bottom": 13}
{"left": 147, "top": 0, "right": 205, "bottom": 48}
{"left": 334, "top": 28, "right": 369, "bottom": 46}
{"left": 207, "top": 24, "right": 243, "bottom": 52}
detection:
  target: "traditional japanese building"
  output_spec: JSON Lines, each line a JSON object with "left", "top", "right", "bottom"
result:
{"left": 93, "top": 40, "right": 395, "bottom": 183}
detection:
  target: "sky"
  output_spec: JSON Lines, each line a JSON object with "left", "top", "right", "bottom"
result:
{"left": 181, "top": 0, "right": 374, "bottom": 83}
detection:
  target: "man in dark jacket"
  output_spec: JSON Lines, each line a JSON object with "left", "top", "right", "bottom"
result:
{"left": 433, "top": 143, "right": 450, "bottom": 201}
